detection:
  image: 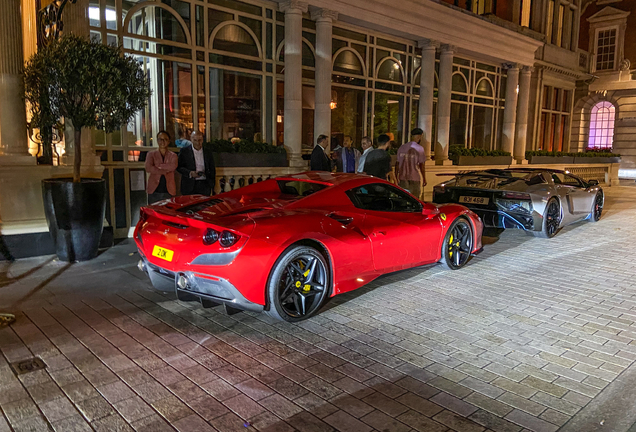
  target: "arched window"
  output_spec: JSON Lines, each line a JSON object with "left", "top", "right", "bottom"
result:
{"left": 213, "top": 24, "right": 260, "bottom": 57}
{"left": 452, "top": 73, "right": 468, "bottom": 93}
{"left": 476, "top": 78, "right": 494, "bottom": 97}
{"left": 588, "top": 101, "right": 615, "bottom": 149}
{"left": 377, "top": 59, "right": 403, "bottom": 83}
{"left": 127, "top": 6, "right": 188, "bottom": 44}
{"left": 333, "top": 50, "right": 364, "bottom": 75}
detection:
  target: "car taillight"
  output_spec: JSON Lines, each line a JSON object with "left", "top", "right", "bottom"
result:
{"left": 139, "top": 209, "right": 148, "bottom": 224}
{"left": 219, "top": 230, "right": 239, "bottom": 247}
{"left": 501, "top": 191, "right": 531, "bottom": 200}
{"left": 203, "top": 228, "right": 220, "bottom": 245}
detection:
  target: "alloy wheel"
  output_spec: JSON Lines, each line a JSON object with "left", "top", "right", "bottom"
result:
{"left": 446, "top": 220, "right": 473, "bottom": 268}
{"left": 277, "top": 254, "right": 327, "bottom": 318}
{"left": 545, "top": 199, "right": 561, "bottom": 237}
{"left": 594, "top": 192, "right": 603, "bottom": 220}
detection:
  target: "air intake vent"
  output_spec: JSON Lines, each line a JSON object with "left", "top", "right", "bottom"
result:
{"left": 177, "top": 199, "right": 223, "bottom": 214}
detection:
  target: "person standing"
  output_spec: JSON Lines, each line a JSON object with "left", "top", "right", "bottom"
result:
{"left": 334, "top": 135, "right": 361, "bottom": 173}
{"left": 310, "top": 135, "right": 332, "bottom": 171}
{"left": 145, "top": 130, "right": 178, "bottom": 204}
{"left": 356, "top": 137, "right": 374, "bottom": 174}
{"left": 364, "top": 134, "right": 394, "bottom": 181}
{"left": 177, "top": 131, "right": 216, "bottom": 196}
{"left": 395, "top": 128, "right": 426, "bottom": 199}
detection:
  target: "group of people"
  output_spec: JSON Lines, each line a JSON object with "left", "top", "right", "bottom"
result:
{"left": 311, "top": 128, "right": 427, "bottom": 198}
{"left": 145, "top": 130, "right": 216, "bottom": 204}
{"left": 144, "top": 127, "right": 428, "bottom": 204}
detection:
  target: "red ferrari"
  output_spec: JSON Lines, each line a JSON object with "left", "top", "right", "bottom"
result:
{"left": 135, "top": 172, "right": 483, "bottom": 322}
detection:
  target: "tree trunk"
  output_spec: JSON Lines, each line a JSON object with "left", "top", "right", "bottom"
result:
{"left": 73, "top": 128, "right": 82, "bottom": 183}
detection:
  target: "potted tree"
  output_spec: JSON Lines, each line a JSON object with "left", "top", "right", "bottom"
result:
{"left": 24, "top": 35, "right": 150, "bottom": 261}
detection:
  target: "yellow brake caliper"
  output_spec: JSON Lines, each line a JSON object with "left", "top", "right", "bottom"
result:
{"left": 449, "top": 233, "right": 454, "bottom": 257}
{"left": 303, "top": 269, "right": 310, "bottom": 291}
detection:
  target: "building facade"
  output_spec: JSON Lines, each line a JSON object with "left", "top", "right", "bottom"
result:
{"left": 0, "top": 0, "right": 598, "bottom": 248}
{"left": 572, "top": 0, "right": 636, "bottom": 168}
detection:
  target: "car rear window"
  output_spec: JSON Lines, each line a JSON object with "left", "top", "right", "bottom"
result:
{"left": 277, "top": 180, "right": 328, "bottom": 197}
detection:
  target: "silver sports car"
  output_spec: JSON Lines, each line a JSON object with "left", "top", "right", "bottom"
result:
{"left": 432, "top": 168, "right": 604, "bottom": 238}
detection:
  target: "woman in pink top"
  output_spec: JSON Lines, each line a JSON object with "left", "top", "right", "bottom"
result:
{"left": 145, "top": 130, "right": 178, "bottom": 204}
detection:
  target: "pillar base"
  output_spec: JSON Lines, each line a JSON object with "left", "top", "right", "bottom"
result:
{"left": 424, "top": 159, "right": 435, "bottom": 166}
{"left": 0, "top": 155, "right": 36, "bottom": 166}
{"left": 515, "top": 158, "right": 529, "bottom": 165}
{"left": 288, "top": 154, "right": 309, "bottom": 169}
{"left": 435, "top": 159, "right": 453, "bottom": 166}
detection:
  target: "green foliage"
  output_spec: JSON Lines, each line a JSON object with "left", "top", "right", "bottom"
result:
{"left": 24, "top": 35, "right": 150, "bottom": 180}
{"left": 449, "top": 145, "right": 511, "bottom": 158}
{"left": 206, "top": 139, "right": 286, "bottom": 154}
{"left": 525, "top": 150, "right": 621, "bottom": 158}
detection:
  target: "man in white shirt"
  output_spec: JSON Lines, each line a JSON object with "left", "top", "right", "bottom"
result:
{"left": 356, "top": 137, "right": 373, "bottom": 174}
{"left": 177, "top": 131, "right": 216, "bottom": 195}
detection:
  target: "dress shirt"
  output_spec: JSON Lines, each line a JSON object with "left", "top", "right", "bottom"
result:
{"left": 193, "top": 146, "right": 206, "bottom": 180}
{"left": 357, "top": 146, "right": 374, "bottom": 173}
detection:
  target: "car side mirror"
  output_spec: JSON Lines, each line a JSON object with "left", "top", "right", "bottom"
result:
{"left": 587, "top": 179, "right": 599, "bottom": 187}
{"left": 422, "top": 205, "right": 440, "bottom": 216}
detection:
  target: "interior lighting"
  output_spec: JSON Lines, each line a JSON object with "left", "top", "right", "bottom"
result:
{"left": 277, "top": 115, "right": 283, "bottom": 123}
{"left": 330, "top": 101, "right": 337, "bottom": 109}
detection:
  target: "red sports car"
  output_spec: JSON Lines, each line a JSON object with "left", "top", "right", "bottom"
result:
{"left": 135, "top": 172, "right": 483, "bottom": 322}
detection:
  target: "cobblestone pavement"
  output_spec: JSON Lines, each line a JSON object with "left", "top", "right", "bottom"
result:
{"left": 1, "top": 184, "right": 636, "bottom": 432}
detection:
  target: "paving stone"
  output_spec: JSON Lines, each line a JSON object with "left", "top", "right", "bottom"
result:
{"left": 496, "top": 392, "right": 546, "bottom": 416}
{"left": 469, "top": 409, "right": 523, "bottom": 432}
{"left": 50, "top": 415, "right": 93, "bottom": 432}
{"left": 151, "top": 396, "right": 195, "bottom": 423}
{"left": 397, "top": 409, "right": 448, "bottom": 432}
{"left": 172, "top": 414, "right": 216, "bottom": 432}
{"left": 504, "top": 409, "right": 558, "bottom": 432}
{"left": 433, "top": 409, "right": 486, "bottom": 432}
{"left": 223, "top": 394, "right": 265, "bottom": 419}
{"left": 396, "top": 392, "right": 445, "bottom": 417}
{"left": 323, "top": 410, "right": 372, "bottom": 432}
{"left": 328, "top": 394, "right": 374, "bottom": 418}
{"left": 91, "top": 413, "right": 134, "bottom": 432}
{"left": 430, "top": 391, "right": 479, "bottom": 417}
{"left": 460, "top": 376, "right": 506, "bottom": 398}
{"left": 113, "top": 396, "right": 154, "bottom": 423}
{"left": 362, "top": 391, "right": 409, "bottom": 417}
{"left": 287, "top": 411, "right": 334, "bottom": 432}
{"left": 360, "top": 409, "right": 411, "bottom": 432}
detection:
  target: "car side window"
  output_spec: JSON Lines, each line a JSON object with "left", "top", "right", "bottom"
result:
{"left": 346, "top": 183, "right": 422, "bottom": 213}
{"left": 563, "top": 174, "right": 582, "bottom": 187}
{"left": 551, "top": 173, "right": 563, "bottom": 184}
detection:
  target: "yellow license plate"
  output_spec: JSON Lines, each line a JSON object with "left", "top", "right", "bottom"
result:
{"left": 152, "top": 246, "right": 174, "bottom": 262}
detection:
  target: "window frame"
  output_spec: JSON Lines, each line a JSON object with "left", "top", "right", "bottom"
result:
{"left": 593, "top": 25, "right": 619, "bottom": 72}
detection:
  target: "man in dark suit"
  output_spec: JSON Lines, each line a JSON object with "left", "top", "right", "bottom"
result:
{"left": 310, "top": 134, "right": 332, "bottom": 171}
{"left": 177, "top": 131, "right": 216, "bottom": 195}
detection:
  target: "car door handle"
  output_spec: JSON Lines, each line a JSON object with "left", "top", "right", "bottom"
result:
{"left": 327, "top": 212, "right": 354, "bottom": 226}
{"left": 373, "top": 231, "right": 386, "bottom": 236}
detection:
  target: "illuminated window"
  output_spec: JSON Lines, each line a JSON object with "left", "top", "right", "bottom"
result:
{"left": 588, "top": 101, "right": 615, "bottom": 149}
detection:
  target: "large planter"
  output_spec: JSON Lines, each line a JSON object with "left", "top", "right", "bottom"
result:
{"left": 527, "top": 155, "right": 575, "bottom": 164}
{"left": 42, "top": 178, "right": 107, "bottom": 262}
{"left": 213, "top": 152, "right": 287, "bottom": 167}
{"left": 573, "top": 156, "right": 621, "bottom": 164}
{"left": 454, "top": 155, "right": 513, "bottom": 166}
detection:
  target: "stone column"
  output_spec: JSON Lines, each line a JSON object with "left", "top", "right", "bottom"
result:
{"left": 280, "top": 1, "right": 308, "bottom": 167}
{"left": 435, "top": 45, "right": 454, "bottom": 165}
{"left": 417, "top": 39, "right": 438, "bottom": 162}
{"left": 501, "top": 64, "right": 519, "bottom": 154}
{"left": 514, "top": 66, "right": 533, "bottom": 163}
{"left": 0, "top": 0, "right": 33, "bottom": 164}
{"left": 312, "top": 9, "right": 337, "bottom": 149}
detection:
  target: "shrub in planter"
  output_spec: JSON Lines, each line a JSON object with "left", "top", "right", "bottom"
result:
{"left": 525, "top": 150, "right": 620, "bottom": 164}
{"left": 24, "top": 35, "right": 150, "bottom": 261}
{"left": 207, "top": 139, "right": 287, "bottom": 167}
{"left": 449, "top": 146, "right": 513, "bottom": 165}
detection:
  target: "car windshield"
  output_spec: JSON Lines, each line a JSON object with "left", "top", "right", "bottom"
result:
{"left": 454, "top": 170, "right": 546, "bottom": 188}
{"left": 277, "top": 180, "right": 328, "bottom": 197}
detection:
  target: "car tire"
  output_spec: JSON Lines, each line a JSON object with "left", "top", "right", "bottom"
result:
{"left": 440, "top": 217, "right": 474, "bottom": 270}
{"left": 265, "top": 245, "right": 330, "bottom": 322}
{"left": 533, "top": 197, "right": 562, "bottom": 238}
{"left": 590, "top": 191, "right": 604, "bottom": 222}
